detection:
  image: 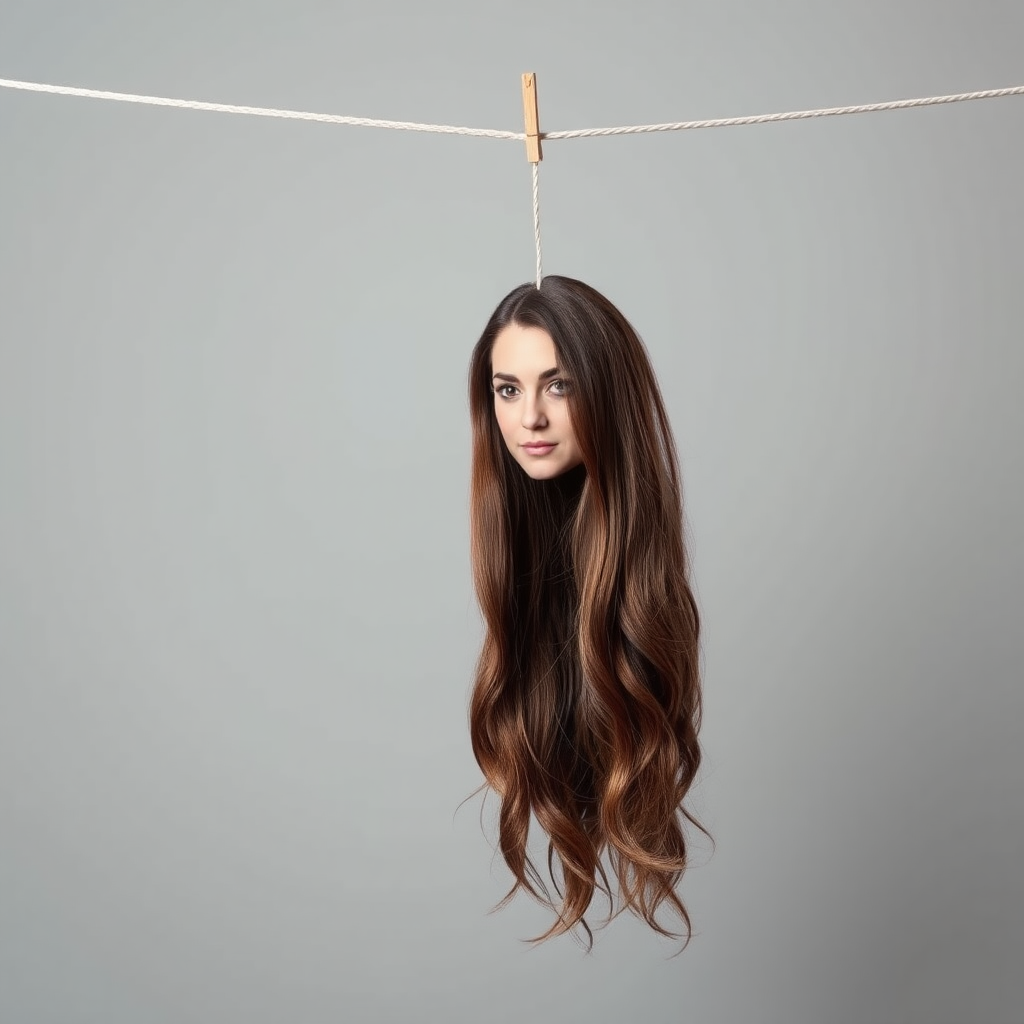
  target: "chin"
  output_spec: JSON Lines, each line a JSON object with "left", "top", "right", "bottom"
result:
{"left": 518, "top": 457, "right": 578, "bottom": 480}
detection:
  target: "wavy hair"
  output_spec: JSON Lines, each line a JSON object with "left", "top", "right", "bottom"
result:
{"left": 467, "top": 276, "right": 704, "bottom": 949}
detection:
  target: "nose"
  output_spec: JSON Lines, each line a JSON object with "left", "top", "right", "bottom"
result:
{"left": 521, "top": 391, "right": 549, "bottom": 429}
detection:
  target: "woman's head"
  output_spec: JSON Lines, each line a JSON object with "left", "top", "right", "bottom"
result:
{"left": 467, "top": 276, "right": 702, "bottom": 948}
{"left": 469, "top": 276, "right": 675, "bottom": 495}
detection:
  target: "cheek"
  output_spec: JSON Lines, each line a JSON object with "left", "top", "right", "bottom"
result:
{"left": 558, "top": 406, "right": 577, "bottom": 442}
{"left": 493, "top": 403, "right": 516, "bottom": 444}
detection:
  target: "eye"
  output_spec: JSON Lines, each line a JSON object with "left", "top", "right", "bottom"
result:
{"left": 493, "top": 384, "right": 519, "bottom": 400}
{"left": 549, "top": 379, "right": 571, "bottom": 396}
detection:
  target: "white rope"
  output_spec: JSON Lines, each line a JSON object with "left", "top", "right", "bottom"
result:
{"left": 531, "top": 162, "right": 542, "bottom": 289}
{"left": 3, "top": 76, "right": 1022, "bottom": 288}
{"left": 3, "top": 77, "right": 1023, "bottom": 143}
{"left": 544, "top": 85, "right": 1024, "bottom": 139}
{"left": 0, "top": 78, "right": 520, "bottom": 139}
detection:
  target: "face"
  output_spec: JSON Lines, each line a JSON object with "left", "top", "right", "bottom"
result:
{"left": 490, "top": 322, "right": 584, "bottom": 480}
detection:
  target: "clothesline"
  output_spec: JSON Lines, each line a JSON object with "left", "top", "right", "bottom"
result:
{"left": 2, "top": 77, "right": 1023, "bottom": 141}
{"left": 5, "top": 75, "right": 1021, "bottom": 288}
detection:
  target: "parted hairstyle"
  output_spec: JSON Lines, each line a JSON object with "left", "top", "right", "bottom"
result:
{"left": 467, "top": 275, "right": 704, "bottom": 949}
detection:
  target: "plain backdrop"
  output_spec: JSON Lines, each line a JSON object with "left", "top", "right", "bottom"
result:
{"left": 1, "top": 2, "right": 1022, "bottom": 1022}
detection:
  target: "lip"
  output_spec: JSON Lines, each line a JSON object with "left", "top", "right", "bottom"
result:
{"left": 522, "top": 443, "right": 557, "bottom": 454}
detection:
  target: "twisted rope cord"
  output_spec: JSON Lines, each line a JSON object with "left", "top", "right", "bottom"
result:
{"left": 2, "top": 78, "right": 1022, "bottom": 141}
{"left": 531, "top": 162, "right": 542, "bottom": 289}
{"left": 0, "top": 78, "right": 519, "bottom": 138}
{"left": 3, "top": 76, "right": 1022, "bottom": 286}
{"left": 544, "top": 85, "right": 1024, "bottom": 138}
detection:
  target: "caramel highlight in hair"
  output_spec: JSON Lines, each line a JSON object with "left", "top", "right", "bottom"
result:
{"left": 467, "top": 276, "right": 705, "bottom": 948}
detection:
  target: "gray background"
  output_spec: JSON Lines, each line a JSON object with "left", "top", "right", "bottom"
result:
{"left": 1, "top": 1, "right": 1021, "bottom": 1022}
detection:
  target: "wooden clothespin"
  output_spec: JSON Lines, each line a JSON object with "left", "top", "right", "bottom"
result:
{"left": 522, "top": 72, "right": 542, "bottom": 163}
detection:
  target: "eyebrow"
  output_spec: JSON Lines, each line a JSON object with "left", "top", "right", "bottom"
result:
{"left": 491, "top": 367, "right": 560, "bottom": 383}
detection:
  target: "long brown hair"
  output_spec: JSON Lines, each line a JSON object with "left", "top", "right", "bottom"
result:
{"left": 467, "top": 276, "right": 704, "bottom": 948}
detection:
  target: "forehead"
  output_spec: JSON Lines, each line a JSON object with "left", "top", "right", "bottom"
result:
{"left": 491, "top": 323, "right": 557, "bottom": 373}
